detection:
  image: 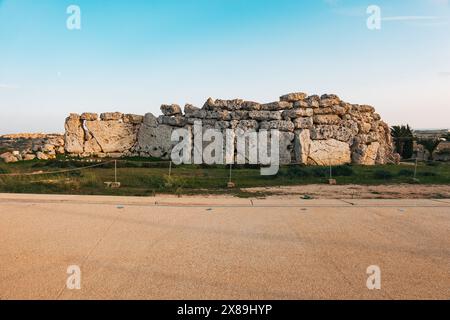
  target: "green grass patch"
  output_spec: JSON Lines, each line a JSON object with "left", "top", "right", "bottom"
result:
{"left": 0, "top": 159, "right": 449, "bottom": 196}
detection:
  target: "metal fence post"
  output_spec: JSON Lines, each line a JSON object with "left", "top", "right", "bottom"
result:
{"left": 169, "top": 161, "right": 172, "bottom": 177}
{"left": 114, "top": 160, "right": 117, "bottom": 183}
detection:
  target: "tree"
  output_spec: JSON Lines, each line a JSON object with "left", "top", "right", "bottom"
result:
{"left": 391, "top": 125, "right": 414, "bottom": 159}
{"left": 417, "top": 139, "right": 441, "bottom": 160}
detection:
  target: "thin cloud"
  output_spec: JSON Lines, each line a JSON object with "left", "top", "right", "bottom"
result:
{"left": 438, "top": 72, "right": 450, "bottom": 77}
{"left": 428, "top": 0, "right": 449, "bottom": 6}
{"left": 381, "top": 16, "right": 441, "bottom": 21}
{"left": 381, "top": 15, "right": 449, "bottom": 27}
{"left": 410, "top": 20, "right": 449, "bottom": 26}
{"left": 0, "top": 84, "right": 19, "bottom": 90}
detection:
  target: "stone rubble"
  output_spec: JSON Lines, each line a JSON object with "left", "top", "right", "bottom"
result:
{"left": 0, "top": 133, "right": 65, "bottom": 163}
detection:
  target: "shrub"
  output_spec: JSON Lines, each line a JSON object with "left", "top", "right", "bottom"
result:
{"left": 0, "top": 147, "right": 12, "bottom": 154}
{"left": 285, "top": 166, "right": 311, "bottom": 178}
{"left": 163, "top": 175, "right": 187, "bottom": 189}
{"left": 312, "top": 167, "right": 329, "bottom": 177}
{"left": 44, "top": 160, "right": 69, "bottom": 168}
{"left": 175, "top": 187, "right": 183, "bottom": 197}
{"left": 418, "top": 171, "right": 437, "bottom": 177}
{"left": 33, "top": 159, "right": 85, "bottom": 169}
{"left": 141, "top": 162, "right": 170, "bottom": 169}
{"left": 426, "top": 161, "right": 440, "bottom": 167}
{"left": 373, "top": 170, "right": 393, "bottom": 180}
{"left": 120, "top": 161, "right": 142, "bottom": 168}
{"left": 332, "top": 165, "right": 354, "bottom": 177}
{"left": 136, "top": 175, "right": 165, "bottom": 188}
{"left": 80, "top": 172, "right": 102, "bottom": 188}
{"left": 67, "top": 170, "right": 82, "bottom": 177}
{"left": 391, "top": 125, "right": 414, "bottom": 159}
{"left": 398, "top": 169, "right": 414, "bottom": 177}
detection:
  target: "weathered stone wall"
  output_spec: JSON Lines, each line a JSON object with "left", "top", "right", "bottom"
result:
{"left": 65, "top": 112, "right": 143, "bottom": 158}
{"left": 63, "top": 92, "right": 396, "bottom": 165}
{"left": 414, "top": 141, "right": 450, "bottom": 162}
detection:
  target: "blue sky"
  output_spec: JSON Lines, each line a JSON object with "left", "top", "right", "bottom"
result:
{"left": 0, "top": 0, "right": 449, "bottom": 133}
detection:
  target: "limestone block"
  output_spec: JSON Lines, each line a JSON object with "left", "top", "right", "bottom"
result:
{"left": 307, "top": 139, "right": 351, "bottom": 165}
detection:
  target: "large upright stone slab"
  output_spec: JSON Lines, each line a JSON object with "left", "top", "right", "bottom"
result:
{"left": 85, "top": 120, "right": 139, "bottom": 153}
{"left": 294, "top": 129, "right": 311, "bottom": 164}
{"left": 307, "top": 139, "right": 351, "bottom": 165}
{"left": 64, "top": 114, "right": 84, "bottom": 154}
{"left": 137, "top": 113, "right": 176, "bottom": 159}
{"left": 278, "top": 132, "right": 295, "bottom": 165}
{"left": 352, "top": 142, "right": 380, "bottom": 165}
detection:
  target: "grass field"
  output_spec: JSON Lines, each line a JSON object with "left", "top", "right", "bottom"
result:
{"left": 0, "top": 157, "right": 449, "bottom": 197}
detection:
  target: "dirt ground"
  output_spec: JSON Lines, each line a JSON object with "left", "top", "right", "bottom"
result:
{"left": 242, "top": 184, "right": 450, "bottom": 199}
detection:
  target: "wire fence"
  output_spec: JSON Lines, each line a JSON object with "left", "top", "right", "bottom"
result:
{"left": 0, "top": 157, "right": 448, "bottom": 189}
{"left": 0, "top": 160, "right": 116, "bottom": 177}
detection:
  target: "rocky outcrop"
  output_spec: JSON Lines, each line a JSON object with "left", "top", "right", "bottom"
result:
{"left": 0, "top": 152, "right": 19, "bottom": 163}
{"left": 0, "top": 133, "right": 64, "bottom": 163}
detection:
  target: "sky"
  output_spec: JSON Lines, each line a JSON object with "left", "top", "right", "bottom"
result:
{"left": 0, "top": 0, "right": 449, "bottom": 133}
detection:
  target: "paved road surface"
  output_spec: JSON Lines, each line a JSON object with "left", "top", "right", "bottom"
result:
{"left": 0, "top": 193, "right": 449, "bottom": 299}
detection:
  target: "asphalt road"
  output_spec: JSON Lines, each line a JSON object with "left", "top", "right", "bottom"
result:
{"left": 0, "top": 193, "right": 449, "bottom": 300}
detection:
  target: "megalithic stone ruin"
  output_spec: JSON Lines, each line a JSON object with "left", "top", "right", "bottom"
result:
{"left": 63, "top": 92, "right": 397, "bottom": 165}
